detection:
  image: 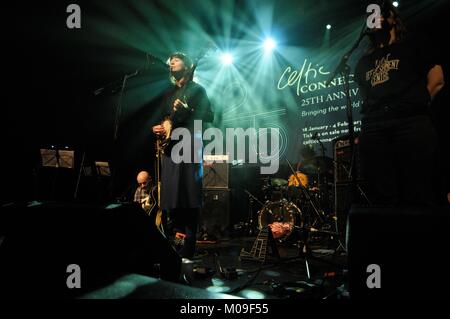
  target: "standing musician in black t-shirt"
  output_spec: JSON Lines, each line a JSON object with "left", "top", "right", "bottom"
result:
{"left": 355, "top": 2, "right": 445, "bottom": 206}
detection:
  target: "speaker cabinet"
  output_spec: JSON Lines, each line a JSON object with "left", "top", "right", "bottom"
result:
{"left": 200, "top": 189, "right": 230, "bottom": 238}
{"left": 347, "top": 205, "right": 450, "bottom": 299}
{"left": 0, "top": 202, "right": 181, "bottom": 298}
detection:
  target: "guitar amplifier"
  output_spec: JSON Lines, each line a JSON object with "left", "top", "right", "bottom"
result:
{"left": 333, "top": 135, "right": 367, "bottom": 242}
{"left": 200, "top": 189, "right": 230, "bottom": 238}
{"left": 333, "top": 135, "right": 363, "bottom": 184}
{"left": 202, "top": 155, "right": 229, "bottom": 189}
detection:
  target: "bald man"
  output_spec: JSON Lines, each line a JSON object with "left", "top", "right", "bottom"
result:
{"left": 134, "top": 171, "right": 153, "bottom": 205}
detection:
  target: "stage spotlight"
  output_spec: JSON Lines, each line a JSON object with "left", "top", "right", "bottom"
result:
{"left": 393, "top": 1, "right": 399, "bottom": 7}
{"left": 326, "top": 24, "right": 331, "bottom": 30}
{"left": 221, "top": 53, "right": 233, "bottom": 65}
{"left": 263, "top": 38, "right": 276, "bottom": 52}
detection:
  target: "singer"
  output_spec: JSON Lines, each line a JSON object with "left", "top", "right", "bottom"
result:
{"left": 152, "top": 52, "right": 214, "bottom": 259}
{"left": 355, "top": 1, "right": 445, "bottom": 206}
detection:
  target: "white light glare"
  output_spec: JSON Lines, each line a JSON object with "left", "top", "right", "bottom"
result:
{"left": 263, "top": 38, "right": 276, "bottom": 52}
{"left": 221, "top": 53, "right": 233, "bottom": 65}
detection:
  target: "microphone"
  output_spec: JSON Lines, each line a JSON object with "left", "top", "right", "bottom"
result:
{"left": 146, "top": 53, "right": 169, "bottom": 70}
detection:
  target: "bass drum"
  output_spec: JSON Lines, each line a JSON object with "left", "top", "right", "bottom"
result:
{"left": 258, "top": 199, "right": 303, "bottom": 242}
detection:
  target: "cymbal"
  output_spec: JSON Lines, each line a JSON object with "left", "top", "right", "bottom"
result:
{"left": 270, "top": 178, "right": 288, "bottom": 186}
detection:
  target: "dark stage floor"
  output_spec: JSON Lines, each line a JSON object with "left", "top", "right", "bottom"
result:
{"left": 2, "top": 202, "right": 448, "bottom": 299}
{"left": 181, "top": 233, "right": 348, "bottom": 299}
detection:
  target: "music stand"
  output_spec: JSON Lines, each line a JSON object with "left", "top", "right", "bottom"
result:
{"left": 40, "top": 149, "right": 74, "bottom": 169}
{"left": 73, "top": 159, "right": 111, "bottom": 201}
{"left": 39, "top": 148, "right": 74, "bottom": 200}
{"left": 95, "top": 162, "right": 111, "bottom": 177}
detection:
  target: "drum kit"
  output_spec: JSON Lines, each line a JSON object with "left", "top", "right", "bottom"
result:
{"left": 253, "top": 156, "right": 336, "bottom": 244}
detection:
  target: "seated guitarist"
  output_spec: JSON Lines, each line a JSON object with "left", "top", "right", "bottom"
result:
{"left": 133, "top": 170, "right": 153, "bottom": 210}
{"left": 152, "top": 52, "right": 213, "bottom": 259}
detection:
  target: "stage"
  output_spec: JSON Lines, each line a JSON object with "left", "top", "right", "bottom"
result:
{"left": 2, "top": 0, "right": 450, "bottom": 301}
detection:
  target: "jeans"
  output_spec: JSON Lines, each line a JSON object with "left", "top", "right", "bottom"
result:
{"left": 358, "top": 115, "right": 438, "bottom": 206}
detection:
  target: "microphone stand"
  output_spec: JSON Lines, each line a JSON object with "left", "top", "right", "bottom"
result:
{"left": 108, "top": 70, "right": 139, "bottom": 200}
{"left": 51, "top": 149, "right": 61, "bottom": 200}
{"left": 325, "top": 24, "right": 367, "bottom": 153}
{"left": 326, "top": 24, "right": 368, "bottom": 184}
{"left": 93, "top": 53, "right": 168, "bottom": 96}
{"left": 326, "top": 24, "right": 370, "bottom": 247}
{"left": 314, "top": 136, "right": 329, "bottom": 209}
{"left": 92, "top": 53, "right": 169, "bottom": 200}
{"left": 243, "top": 189, "right": 264, "bottom": 236}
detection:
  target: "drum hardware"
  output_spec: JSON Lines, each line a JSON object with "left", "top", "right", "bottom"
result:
{"left": 243, "top": 189, "right": 265, "bottom": 236}
{"left": 287, "top": 171, "right": 310, "bottom": 206}
{"left": 250, "top": 169, "right": 345, "bottom": 278}
{"left": 256, "top": 161, "right": 333, "bottom": 244}
{"left": 286, "top": 158, "right": 326, "bottom": 225}
{"left": 261, "top": 177, "right": 288, "bottom": 201}
{"left": 252, "top": 157, "right": 347, "bottom": 262}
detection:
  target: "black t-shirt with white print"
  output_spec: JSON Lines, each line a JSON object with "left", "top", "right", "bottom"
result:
{"left": 355, "top": 33, "right": 438, "bottom": 121}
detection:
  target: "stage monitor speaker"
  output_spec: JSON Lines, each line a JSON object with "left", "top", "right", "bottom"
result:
{"left": 347, "top": 205, "right": 450, "bottom": 299}
{"left": 202, "top": 155, "right": 229, "bottom": 189}
{"left": 0, "top": 201, "right": 181, "bottom": 298}
{"left": 200, "top": 189, "right": 230, "bottom": 238}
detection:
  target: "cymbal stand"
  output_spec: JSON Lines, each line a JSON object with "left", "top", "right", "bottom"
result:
{"left": 243, "top": 189, "right": 264, "bottom": 236}
{"left": 335, "top": 159, "right": 371, "bottom": 205}
{"left": 314, "top": 135, "right": 331, "bottom": 205}
{"left": 286, "top": 158, "right": 326, "bottom": 225}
